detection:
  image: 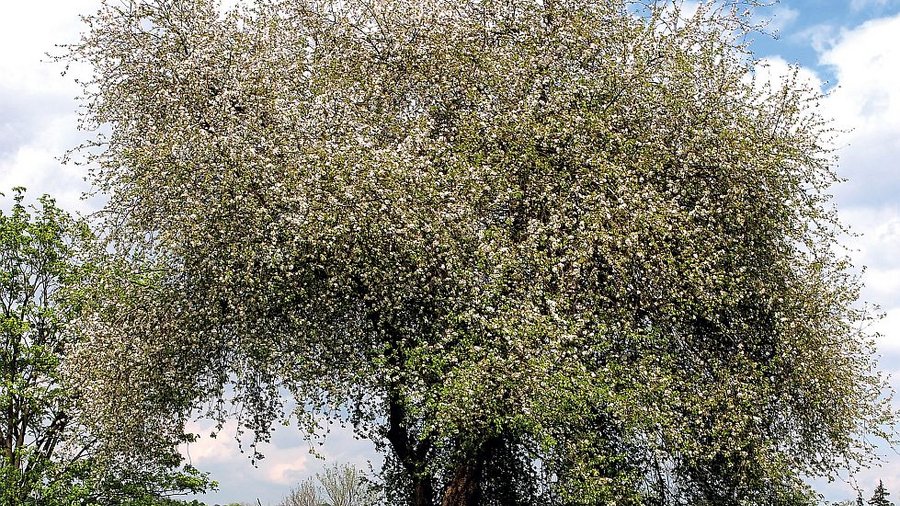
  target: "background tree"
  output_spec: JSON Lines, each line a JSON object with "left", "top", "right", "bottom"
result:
{"left": 65, "top": 0, "right": 895, "bottom": 505}
{"left": 870, "top": 481, "right": 894, "bottom": 506}
{"left": 0, "top": 188, "right": 212, "bottom": 505}
{"left": 279, "top": 463, "right": 377, "bottom": 506}
{"left": 0, "top": 188, "right": 90, "bottom": 504}
{"left": 280, "top": 481, "right": 319, "bottom": 506}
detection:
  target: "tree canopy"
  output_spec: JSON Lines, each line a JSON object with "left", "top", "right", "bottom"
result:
{"left": 65, "top": 0, "right": 895, "bottom": 504}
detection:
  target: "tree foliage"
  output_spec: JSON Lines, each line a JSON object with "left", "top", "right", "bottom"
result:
{"left": 0, "top": 188, "right": 212, "bottom": 505}
{"left": 65, "top": 0, "right": 895, "bottom": 504}
{"left": 0, "top": 188, "right": 91, "bottom": 504}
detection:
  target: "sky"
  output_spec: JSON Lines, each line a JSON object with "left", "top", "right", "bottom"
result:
{"left": 1, "top": 0, "right": 900, "bottom": 504}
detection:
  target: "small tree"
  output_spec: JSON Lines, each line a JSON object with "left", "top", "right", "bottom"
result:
{"left": 279, "top": 464, "right": 376, "bottom": 506}
{"left": 280, "top": 481, "right": 320, "bottom": 506}
{"left": 870, "top": 481, "right": 894, "bottom": 506}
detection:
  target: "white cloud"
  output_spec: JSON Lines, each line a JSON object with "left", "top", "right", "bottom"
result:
{"left": 800, "top": 12, "right": 900, "bottom": 501}
{"left": 822, "top": 17, "right": 900, "bottom": 136}
{"left": 831, "top": 207, "right": 900, "bottom": 360}
{"left": 183, "top": 419, "right": 312, "bottom": 486}
{"left": 220, "top": 0, "right": 252, "bottom": 11}
{"left": 0, "top": 0, "right": 100, "bottom": 214}
{"left": 761, "top": 6, "right": 800, "bottom": 34}
{"left": 0, "top": 1, "right": 94, "bottom": 93}
{"left": 791, "top": 24, "right": 839, "bottom": 54}
{"left": 816, "top": 20, "right": 900, "bottom": 319}
{"left": 841, "top": 207, "right": 900, "bottom": 277}
{"left": 819, "top": 10, "right": 900, "bottom": 385}
{"left": 819, "top": 16, "right": 900, "bottom": 210}
{"left": 678, "top": 0, "right": 700, "bottom": 19}
{"left": 751, "top": 55, "right": 824, "bottom": 96}
{"left": 851, "top": 0, "right": 892, "bottom": 12}
{"left": 873, "top": 308, "right": 900, "bottom": 354}
{"left": 751, "top": 23, "right": 900, "bottom": 184}
{"left": 673, "top": 1, "right": 797, "bottom": 33}
{"left": 0, "top": 110, "right": 91, "bottom": 212}
{"left": 182, "top": 417, "right": 378, "bottom": 504}
{"left": 803, "top": 12, "right": 900, "bottom": 303}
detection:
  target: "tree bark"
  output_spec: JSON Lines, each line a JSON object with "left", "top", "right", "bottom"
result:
{"left": 386, "top": 393, "right": 434, "bottom": 506}
{"left": 414, "top": 478, "right": 435, "bottom": 506}
{"left": 440, "top": 437, "right": 499, "bottom": 506}
{"left": 440, "top": 460, "right": 484, "bottom": 506}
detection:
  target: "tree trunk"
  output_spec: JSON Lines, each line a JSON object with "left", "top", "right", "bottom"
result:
{"left": 413, "top": 478, "right": 435, "bottom": 506}
{"left": 386, "top": 393, "right": 435, "bottom": 506}
{"left": 440, "top": 460, "right": 484, "bottom": 506}
{"left": 440, "top": 437, "right": 500, "bottom": 506}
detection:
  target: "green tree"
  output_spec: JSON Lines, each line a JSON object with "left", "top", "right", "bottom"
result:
{"left": 65, "top": 0, "right": 895, "bottom": 505}
{"left": 0, "top": 188, "right": 89, "bottom": 504}
{"left": 870, "top": 481, "right": 894, "bottom": 506}
{"left": 0, "top": 188, "right": 212, "bottom": 505}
